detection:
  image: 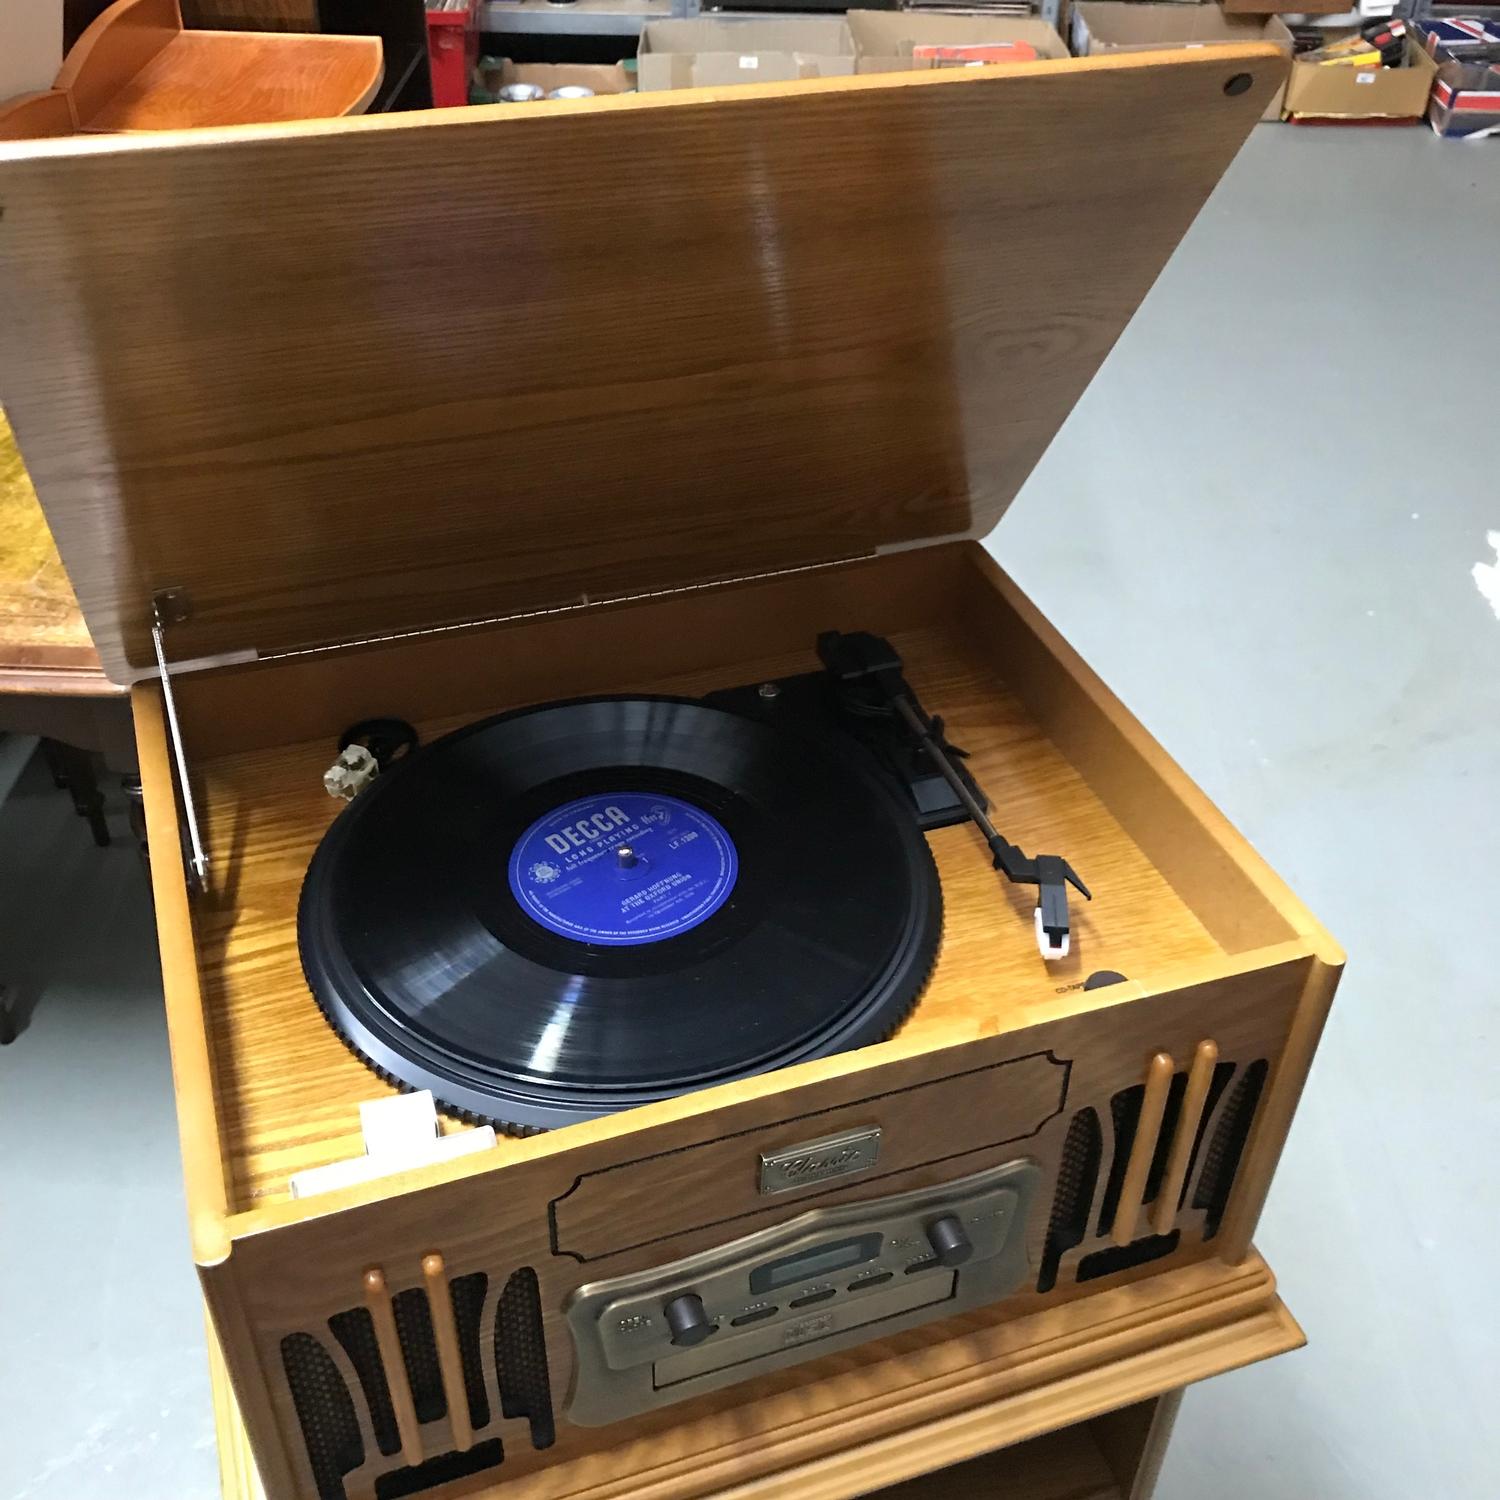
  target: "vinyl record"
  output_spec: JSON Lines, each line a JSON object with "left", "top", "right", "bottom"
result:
{"left": 298, "top": 696, "right": 941, "bottom": 1133}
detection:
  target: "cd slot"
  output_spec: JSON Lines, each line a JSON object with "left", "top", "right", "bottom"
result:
{"left": 652, "top": 1272, "right": 956, "bottom": 1388}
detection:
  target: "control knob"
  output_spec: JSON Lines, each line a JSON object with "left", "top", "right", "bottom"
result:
{"left": 926, "top": 1214, "right": 973, "bottom": 1267}
{"left": 662, "top": 1292, "right": 715, "bottom": 1347}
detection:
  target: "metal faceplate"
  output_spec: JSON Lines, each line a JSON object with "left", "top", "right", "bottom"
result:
{"left": 564, "top": 1158, "right": 1041, "bottom": 1427}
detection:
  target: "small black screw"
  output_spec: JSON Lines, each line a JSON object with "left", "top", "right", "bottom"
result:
{"left": 1224, "top": 73, "right": 1253, "bottom": 96}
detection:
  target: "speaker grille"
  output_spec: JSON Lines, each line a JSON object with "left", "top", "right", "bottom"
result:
{"left": 1143, "top": 1070, "right": 1188, "bottom": 1207}
{"left": 1096, "top": 1084, "right": 1143, "bottom": 1238}
{"left": 328, "top": 1307, "right": 400, "bottom": 1457}
{"left": 1177, "top": 1060, "right": 1235, "bottom": 1210}
{"left": 392, "top": 1288, "right": 446, "bottom": 1424}
{"left": 1076, "top": 1231, "right": 1181, "bottom": 1282}
{"left": 495, "top": 1267, "right": 555, "bottom": 1450}
{"left": 281, "top": 1332, "right": 363, "bottom": 1500}
{"left": 450, "top": 1272, "right": 491, "bottom": 1430}
{"left": 373, "top": 1439, "right": 506, "bottom": 1500}
{"left": 1037, "top": 1107, "right": 1101, "bottom": 1293}
{"left": 1194, "top": 1059, "right": 1269, "bottom": 1239}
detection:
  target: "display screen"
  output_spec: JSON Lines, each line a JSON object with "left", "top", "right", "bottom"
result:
{"left": 748, "top": 1232, "right": 883, "bottom": 1294}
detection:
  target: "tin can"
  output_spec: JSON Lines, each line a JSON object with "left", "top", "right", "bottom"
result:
{"left": 547, "top": 86, "right": 595, "bottom": 99}
{"left": 498, "top": 83, "right": 546, "bottom": 103}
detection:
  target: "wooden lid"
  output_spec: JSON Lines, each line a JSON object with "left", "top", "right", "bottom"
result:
{"left": 0, "top": 50, "right": 1279, "bottom": 682}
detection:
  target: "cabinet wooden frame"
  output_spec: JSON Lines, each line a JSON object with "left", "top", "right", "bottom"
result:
{"left": 134, "top": 540, "right": 1339, "bottom": 1499}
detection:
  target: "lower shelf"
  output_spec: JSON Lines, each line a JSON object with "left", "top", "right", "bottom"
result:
{"left": 870, "top": 1423, "right": 1121, "bottom": 1500}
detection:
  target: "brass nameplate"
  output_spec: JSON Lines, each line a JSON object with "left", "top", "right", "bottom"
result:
{"left": 759, "top": 1127, "right": 881, "bottom": 1194}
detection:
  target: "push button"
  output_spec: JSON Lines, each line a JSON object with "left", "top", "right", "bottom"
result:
{"left": 729, "top": 1304, "right": 778, "bottom": 1327}
{"left": 847, "top": 1270, "right": 894, "bottom": 1291}
{"left": 788, "top": 1287, "right": 837, "bottom": 1308}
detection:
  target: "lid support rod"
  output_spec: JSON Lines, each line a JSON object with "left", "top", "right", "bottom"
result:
{"left": 151, "top": 599, "right": 209, "bottom": 889}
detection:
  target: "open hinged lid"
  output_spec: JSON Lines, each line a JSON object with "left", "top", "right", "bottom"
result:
{"left": 0, "top": 49, "right": 1280, "bottom": 682}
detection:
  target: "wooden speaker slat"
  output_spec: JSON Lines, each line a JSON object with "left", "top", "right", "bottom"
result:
{"left": 1151, "top": 1040, "right": 1219, "bottom": 1237}
{"left": 1110, "top": 1053, "right": 1174, "bottom": 1249}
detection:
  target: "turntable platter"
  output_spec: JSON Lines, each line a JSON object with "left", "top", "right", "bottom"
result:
{"left": 298, "top": 697, "right": 941, "bottom": 1133}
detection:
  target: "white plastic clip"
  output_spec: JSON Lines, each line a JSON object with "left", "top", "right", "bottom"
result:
{"left": 288, "top": 1091, "right": 495, "bottom": 1199}
{"left": 1035, "top": 908, "right": 1070, "bottom": 962}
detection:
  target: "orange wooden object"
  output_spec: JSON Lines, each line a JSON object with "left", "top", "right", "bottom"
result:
{"left": 0, "top": 0, "right": 382, "bottom": 140}
{"left": 0, "top": 91, "right": 78, "bottom": 142}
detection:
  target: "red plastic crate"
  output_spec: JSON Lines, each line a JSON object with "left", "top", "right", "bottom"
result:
{"left": 426, "top": 0, "right": 480, "bottom": 109}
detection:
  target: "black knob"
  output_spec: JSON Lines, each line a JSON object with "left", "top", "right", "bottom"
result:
{"left": 926, "top": 1215, "right": 972, "bottom": 1267}
{"left": 662, "top": 1292, "right": 715, "bottom": 1347}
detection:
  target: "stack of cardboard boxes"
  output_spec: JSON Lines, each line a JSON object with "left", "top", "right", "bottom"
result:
{"left": 635, "top": 11, "right": 1067, "bottom": 91}
{"left": 473, "top": 3, "right": 1500, "bottom": 138}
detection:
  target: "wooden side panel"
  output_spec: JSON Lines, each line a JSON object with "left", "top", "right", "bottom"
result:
{"left": 54, "top": 0, "right": 179, "bottom": 124}
{"left": 0, "top": 48, "right": 1282, "bottom": 679}
{"left": 0, "top": 91, "right": 78, "bottom": 142}
{"left": 956, "top": 548, "right": 1328, "bottom": 956}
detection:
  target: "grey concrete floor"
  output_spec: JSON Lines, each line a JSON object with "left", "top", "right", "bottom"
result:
{"left": 1, "top": 123, "right": 1496, "bottom": 1499}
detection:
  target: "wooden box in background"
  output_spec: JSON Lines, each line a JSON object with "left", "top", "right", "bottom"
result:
{"left": 180, "top": 0, "right": 432, "bottom": 108}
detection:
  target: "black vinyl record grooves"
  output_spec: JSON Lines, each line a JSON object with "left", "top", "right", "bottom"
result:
{"left": 299, "top": 697, "right": 942, "bottom": 1133}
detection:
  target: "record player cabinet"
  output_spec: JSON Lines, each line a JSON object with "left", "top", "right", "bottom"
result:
{"left": 0, "top": 46, "right": 1339, "bottom": 1500}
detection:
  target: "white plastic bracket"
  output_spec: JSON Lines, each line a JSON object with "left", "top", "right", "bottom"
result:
{"left": 288, "top": 1091, "right": 496, "bottom": 1199}
{"left": 1035, "top": 908, "right": 1070, "bottom": 962}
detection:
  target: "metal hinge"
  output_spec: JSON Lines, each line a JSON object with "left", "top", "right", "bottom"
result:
{"left": 150, "top": 588, "right": 209, "bottom": 891}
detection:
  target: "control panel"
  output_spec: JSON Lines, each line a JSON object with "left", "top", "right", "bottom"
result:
{"left": 564, "top": 1158, "right": 1040, "bottom": 1426}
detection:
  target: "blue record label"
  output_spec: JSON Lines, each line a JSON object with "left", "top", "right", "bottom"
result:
{"left": 507, "top": 792, "right": 738, "bottom": 946}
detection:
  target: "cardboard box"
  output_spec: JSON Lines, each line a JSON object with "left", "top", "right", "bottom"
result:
{"left": 1427, "top": 56, "right": 1500, "bottom": 135}
{"left": 847, "top": 11, "right": 1067, "bottom": 73}
{"left": 1282, "top": 33, "right": 1436, "bottom": 121}
{"left": 1419, "top": 16, "right": 1500, "bottom": 54}
{"left": 1069, "top": 4, "right": 1293, "bottom": 121}
{"left": 637, "top": 18, "right": 855, "bottom": 92}
{"left": 1417, "top": 21, "right": 1500, "bottom": 136}
{"left": 480, "top": 60, "right": 635, "bottom": 98}
{"left": 1221, "top": 0, "right": 1347, "bottom": 17}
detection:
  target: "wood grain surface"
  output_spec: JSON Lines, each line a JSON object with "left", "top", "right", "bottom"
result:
{"left": 186, "top": 618, "right": 1232, "bottom": 1211}
{"left": 79, "top": 29, "right": 384, "bottom": 131}
{"left": 55, "top": 0, "right": 181, "bottom": 125}
{"left": 0, "top": 406, "right": 117, "bottom": 690}
{"left": 0, "top": 92, "right": 79, "bottom": 143}
{"left": 181, "top": 0, "right": 321, "bottom": 28}
{"left": 0, "top": 47, "right": 1283, "bottom": 679}
{"left": 147, "top": 542, "right": 1333, "bottom": 1225}
{"left": 45, "top": 0, "right": 382, "bottom": 135}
